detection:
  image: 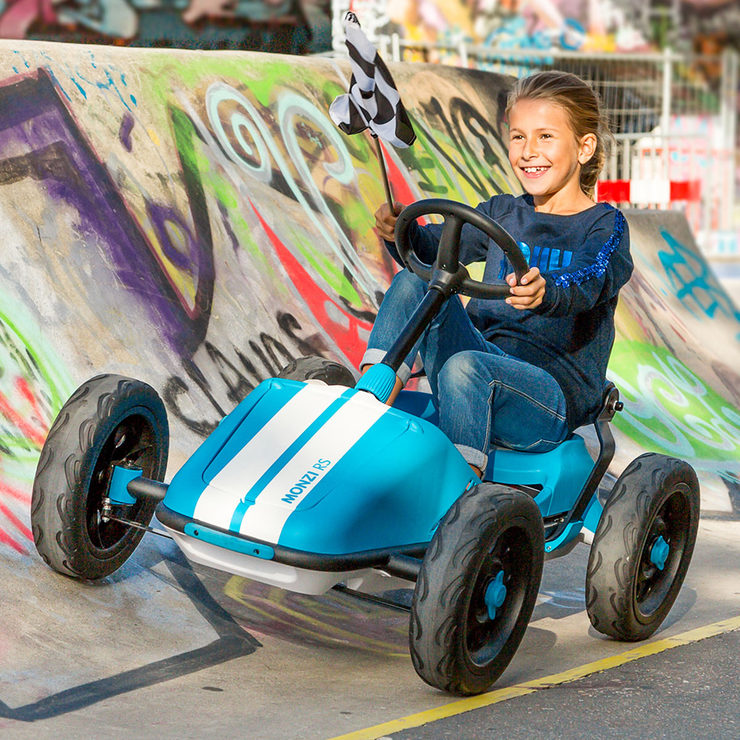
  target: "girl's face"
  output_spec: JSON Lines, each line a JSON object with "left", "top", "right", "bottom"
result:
{"left": 507, "top": 98, "right": 596, "bottom": 207}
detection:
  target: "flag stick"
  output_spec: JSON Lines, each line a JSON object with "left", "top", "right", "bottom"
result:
{"left": 372, "top": 134, "right": 395, "bottom": 211}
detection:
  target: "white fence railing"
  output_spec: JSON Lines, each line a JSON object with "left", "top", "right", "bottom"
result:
{"left": 353, "top": 29, "right": 738, "bottom": 255}
{"left": 600, "top": 131, "right": 734, "bottom": 252}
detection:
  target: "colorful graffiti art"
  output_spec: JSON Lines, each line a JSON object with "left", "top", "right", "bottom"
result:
{"left": 0, "top": 40, "right": 737, "bottom": 572}
{"left": 337, "top": 0, "right": 654, "bottom": 54}
{"left": 612, "top": 212, "right": 740, "bottom": 514}
{"left": 0, "top": 0, "right": 330, "bottom": 53}
{"left": 0, "top": 299, "right": 73, "bottom": 555}
{"left": 0, "top": 42, "right": 523, "bottom": 561}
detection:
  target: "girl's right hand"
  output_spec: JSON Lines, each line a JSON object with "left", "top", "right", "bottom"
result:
{"left": 374, "top": 202, "right": 404, "bottom": 242}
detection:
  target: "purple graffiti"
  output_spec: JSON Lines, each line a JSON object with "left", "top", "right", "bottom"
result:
{"left": 0, "top": 69, "right": 214, "bottom": 356}
{"left": 118, "top": 110, "right": 135, "bottom": 151}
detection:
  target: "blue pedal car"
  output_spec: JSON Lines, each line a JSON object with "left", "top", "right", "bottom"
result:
{"left": 31, "top": 199, "right": 700, "bottom": 696}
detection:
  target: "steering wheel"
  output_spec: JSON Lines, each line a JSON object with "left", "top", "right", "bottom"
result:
{"left": 394, "top": 199, "right": 529, "bottom": 299}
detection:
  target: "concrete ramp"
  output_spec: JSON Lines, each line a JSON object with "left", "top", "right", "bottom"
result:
{"left": 610, "top": 211, "right": 739, "bottom": 515}
{"left": 0, "top": 40, "right": 737, "bottom": 734}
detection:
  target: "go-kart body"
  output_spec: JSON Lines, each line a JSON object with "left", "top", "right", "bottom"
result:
{"left": 111, "top": 375, "right": 605, "bottom": 595}
{"left": 154, "top": 379, "right": 474, "bottom": 594}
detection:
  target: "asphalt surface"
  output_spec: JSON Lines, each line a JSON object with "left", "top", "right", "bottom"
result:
{"left": 387, "top": 630, "right": 740, "bottom": 740}
{"left": 1, "top": 519, "right": 739, "bottom": 739}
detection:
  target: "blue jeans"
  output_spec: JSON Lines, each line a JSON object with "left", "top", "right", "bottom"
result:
{"left": 361, "top": 269, "right": 569, "bottom": 470}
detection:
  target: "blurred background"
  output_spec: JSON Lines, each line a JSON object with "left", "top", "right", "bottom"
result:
{"left": 1, "top": 0, "right": 737, "bottom": 270}
{"left": 332, "top": 0, "right": 739, "bottom": 270}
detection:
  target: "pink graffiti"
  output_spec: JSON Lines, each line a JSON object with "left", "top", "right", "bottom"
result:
{"left": 0, "top": 499, "right": 32, "bottom": 554}
{"left": 249, "top": 199, "right": 374, "bottom": 368}
{"left": 0, "top": 376, "right": 51, "bottom": 555}
{"left": 379, "top": 139, "right": 419, "bottom": 207}
{"left": 0, "top": 377, "right": 48, "bottom": 448}
{"left": 0, "top": 479, "right": 33, "bottom": 555}
{"left": 0, "top": 0, "right": 57, "bottom": 38}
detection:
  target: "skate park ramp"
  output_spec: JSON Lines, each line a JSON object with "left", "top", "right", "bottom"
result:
{"left": 0, "top": 40, "right": 738, "bottom": 737}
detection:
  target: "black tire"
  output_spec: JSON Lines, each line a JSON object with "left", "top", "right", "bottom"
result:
{"left": 31, "top": 374, "right": 169, "bottom": 580}
{"left": 586, "top": 453, "right": 700, "bottom": 641}
{"left": 410, "top": 484, "right": 544, "bottom": 695}
{"left": 277, "top": 355, "right": 355, "bottom": 386}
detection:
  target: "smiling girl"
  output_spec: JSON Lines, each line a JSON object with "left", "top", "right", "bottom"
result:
{"left": 366, "top": 70, "right": 633, "bottom": 478}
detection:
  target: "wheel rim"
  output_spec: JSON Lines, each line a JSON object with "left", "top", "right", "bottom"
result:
{"left": 464, "top": 526, "right": 532, "bottom": 667}
{"left": 634, "top": 485, "right": 692, "bottom": 620}
{"left": 86, "top": 413, "right": 160, "bottom": 551}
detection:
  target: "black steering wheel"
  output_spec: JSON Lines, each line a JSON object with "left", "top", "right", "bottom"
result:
{"left": 394, "top": 199, "right": 529, "bottom": 299}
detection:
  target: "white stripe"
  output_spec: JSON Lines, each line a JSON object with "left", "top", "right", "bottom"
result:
{"left": 373, "top": 120, "right": 402, "bottom": 144}
{"left": 631, "top": 179, "right": 670, "bottom": 204}
{"left": 193, "top": 384, "right": 346, "bottom": 529}
{"left": 345, "top": 20, "right": 377, "bottom": 64}
{"left": 328, "top": 94, "right": 352, "bottom": 127}
{"left": 375, "top": 75, "right": 400, "bottom": 107}
{"left": 350, "top": 80, "right": 377, "bottom": 118}
{"left": 349, "top": 63, "right": 373, "bottom": 92}
{"left": 239, "top": 392, "right": 389, "bottom": 543}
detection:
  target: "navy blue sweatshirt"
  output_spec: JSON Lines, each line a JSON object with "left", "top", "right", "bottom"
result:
{"left": 386, "top": 194, "right": 633, "bottom": 431}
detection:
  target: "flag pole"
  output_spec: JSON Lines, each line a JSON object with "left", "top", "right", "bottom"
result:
{"left": 372, "top": 134, "right": 395, "bottom": 211}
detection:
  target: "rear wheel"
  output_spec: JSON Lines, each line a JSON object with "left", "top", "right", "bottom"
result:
{"left": 410, "top": 484, "right": 544, "bottom": 695}
{"left": 586, "top": 453, "right": 700, "bottom": 641}
{"left": 31, "top": 374, "right": 169, "bottom": 580}
{"left": 277, "top": 356, "right": 355, "bottom": 386}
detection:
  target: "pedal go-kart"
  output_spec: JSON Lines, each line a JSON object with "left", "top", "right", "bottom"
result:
{"left": 31, "top": 199, "right": 700, "bottom": 696}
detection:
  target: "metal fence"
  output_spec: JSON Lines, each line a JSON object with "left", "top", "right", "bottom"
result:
{"left": 377, "top": 36, "right": 739, "bottom": 255}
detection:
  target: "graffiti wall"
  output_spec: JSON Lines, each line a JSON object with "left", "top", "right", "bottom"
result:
{"left": 336, "top": 0, "right": 653, "bottom": 54}
{"left": 608, "top": 211, "right": 740, "bottom": 515}
{"left": 338, "top": 0, "right": 737, "bottom": 54}
{"left": 0, "top": 0, "right": 332, "bottom": 53}
{"left": 0, "top": 41, "right": 736, "bottom": 564}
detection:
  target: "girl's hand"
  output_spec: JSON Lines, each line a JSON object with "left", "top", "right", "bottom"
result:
{"left": 505, "top": 267, "right": 546, "bottom": 310}
{"left": 374, "top": 202, "right": 404, "bottom": 242}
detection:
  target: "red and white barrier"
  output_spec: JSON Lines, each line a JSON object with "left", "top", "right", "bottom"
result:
{"left": 596, "top": 179, "right": 702, "bottom": 206}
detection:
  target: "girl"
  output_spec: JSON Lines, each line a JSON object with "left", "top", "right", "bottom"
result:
{"left": 363, "top": 70, "right": 633, "bottom": 478}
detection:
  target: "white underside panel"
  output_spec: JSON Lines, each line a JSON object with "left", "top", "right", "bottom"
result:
{"left": 166, "top": 528, "right": 411, "bottom": 595}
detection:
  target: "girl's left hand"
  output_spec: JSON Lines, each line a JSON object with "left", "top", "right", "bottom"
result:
{"left": 505, "top": 267, "right": 546, "bottom": 310}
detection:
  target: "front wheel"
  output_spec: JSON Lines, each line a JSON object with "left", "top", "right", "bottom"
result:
{"left": 31, "top": 374, "right": 169, "bottom": 580}
{"left": 585, "top": 453, "right": 700, "bottom": 641}
{"left": 410, "top": 484, "right": 544, "bottom": 695}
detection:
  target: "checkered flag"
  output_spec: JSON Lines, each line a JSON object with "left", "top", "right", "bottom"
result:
{"left": 329, "top": 12, "right": 416, "bottom": 148}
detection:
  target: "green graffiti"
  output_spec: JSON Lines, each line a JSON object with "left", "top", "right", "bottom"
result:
{"left": 397, "top": 106, "right": 516, "bottom": 204}
{"left": 169, "top": 104, "right": 278, "bottom": 279}
{"left": 143, "top": 55, "right": 279, "bottom": 93}
{"left": 202, "top": 161, "right": 273, "bottom": 272}
{"left": 399, "top": 117, "right": 460, "bottom": 197}
{"left": 240, "top": 61, "right": 303, "bottom": 107}
{"left": 0, "top": 302, "right": 74, "bottom": 477}
{"left": 288, "top": 227, "right": 362, "bottom": 306}
{"left": 608, "top": 340, "right": 740, "bottom": 465}
{"left": 339, "top": 197, "right": 374, "bottom": 237}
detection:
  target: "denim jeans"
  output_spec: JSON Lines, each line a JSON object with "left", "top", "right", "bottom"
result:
{"left": 361, "top": 269, "right": 570, "bottom": 470}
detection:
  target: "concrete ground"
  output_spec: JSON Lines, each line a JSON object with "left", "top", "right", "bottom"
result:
{"left": 1, "top": 517, "right": 738, "bottom": 739}
{"left": 387, "top": 630, "right": 740, "bottom": 740}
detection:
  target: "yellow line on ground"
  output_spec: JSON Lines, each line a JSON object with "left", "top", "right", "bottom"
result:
{"left": 329, "top": 615, "right": 740, "bottom": 740}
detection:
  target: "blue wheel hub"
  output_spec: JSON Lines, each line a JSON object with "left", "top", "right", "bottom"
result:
{"left": 484, "top": 571, "right": 507, "bottom": 620}
{"left": 650, "top": 535, "right": 670, "bottom": 571}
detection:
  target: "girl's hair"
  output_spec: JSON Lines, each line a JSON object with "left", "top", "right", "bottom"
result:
{"left": 505, "top": 71, "right": 613, "bottom": 198}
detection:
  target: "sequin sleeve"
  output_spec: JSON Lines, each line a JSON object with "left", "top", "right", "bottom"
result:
{"left": 535, "top": 208, "right": 633, "bottom": 317}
